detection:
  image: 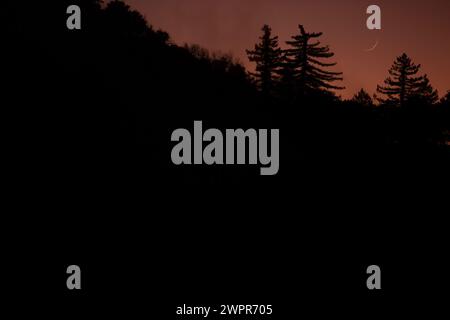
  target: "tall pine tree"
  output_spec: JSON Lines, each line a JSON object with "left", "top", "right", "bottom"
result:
{"left": 285, "top": 25, "right": 344, "bottom": 97}
{"left": 246, "top": 25, "right": 283, "bottom": 97}
{"left": 377, "top": 53, "right": 438, "bottom": 107}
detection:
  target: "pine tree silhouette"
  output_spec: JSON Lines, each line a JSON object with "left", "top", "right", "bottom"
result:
{"left": 441, "top": 91, "right": 450, "bottom": 144}
{"left": 352, "top": 89, "right": 374, "bottom": 107}
{"left": 412, "top": 75, "right": 439, "bottom": 105}
{"left": 377, "top": 53, "right": 438, "bottom": 107}
{"left": 277, "top": 60, "right": 297, "bottom": 102}
{"left": 246, "top": 25, "right": 283, "bottom": 97}
{"left": 284, "top": 25, "right": 344, "bottom": 97}
{"left": 441, "top": 90, "right": 450, "bottom": 107}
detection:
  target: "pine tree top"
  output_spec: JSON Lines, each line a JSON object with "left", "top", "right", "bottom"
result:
{"left": 377, "top": 53, "right": 438, "bottom": 106}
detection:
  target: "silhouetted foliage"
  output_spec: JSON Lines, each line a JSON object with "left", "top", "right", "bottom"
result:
{"left": 246, "top": 25, "right": 283, "bottom": 98}
{"left": 440, "top": 90, "right": 450, "bottom": 107}
{"left": 3, "top": 0, "right": 449, "bottom": 191}
{"left": 439, "top": 91, "right": 450, "bottom": 144}
{"left": 284, "top": 25, "right": 344, "bottom": 97}
{"left": 3, "top": 2, "right": 450, "bottom": 306}
{"left": 3, "top": 1, "right": 450, "bottom": 274}
{"left": 377, "top": 53, "right": 438, "bottom": 107}
{"left": 352, "top": 89, "right": 374, "bottom": 107}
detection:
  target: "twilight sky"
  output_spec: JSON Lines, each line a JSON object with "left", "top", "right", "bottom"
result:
{"left": 125, "top": 0, "right": 450, "bottom": 99}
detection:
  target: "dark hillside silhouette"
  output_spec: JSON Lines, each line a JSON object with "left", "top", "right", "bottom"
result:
{"left": 3, "top": 0, "right": 449, "bottom": 190}
{"left": 3, "top": 3, "right": 450, "bottom": 314}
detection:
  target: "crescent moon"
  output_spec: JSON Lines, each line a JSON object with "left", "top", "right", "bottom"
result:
{"left": 365, "top": 40, "right": 379, "bottom": 52}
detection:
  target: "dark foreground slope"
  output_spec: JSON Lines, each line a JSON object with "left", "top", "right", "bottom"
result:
{"left": 3, "top": 1, "right": 449, "bottom": 318}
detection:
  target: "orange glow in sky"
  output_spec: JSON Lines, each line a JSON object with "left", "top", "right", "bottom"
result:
{"left": 125, "top": 0, "right": 450, "bottom": 99}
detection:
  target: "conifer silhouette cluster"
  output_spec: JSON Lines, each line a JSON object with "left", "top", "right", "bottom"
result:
{"left": 3, "top": 0, "right": 450, "bottom": 184}
{"left": 247, "top": 25, "right": 443, "bottom": 112}
{"left": 247, "top": 25, "right": 344, "bottom": 100}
